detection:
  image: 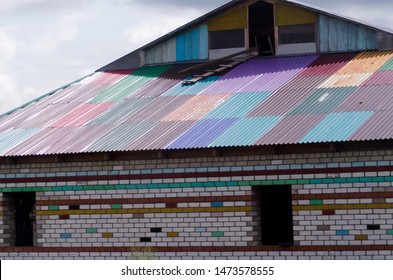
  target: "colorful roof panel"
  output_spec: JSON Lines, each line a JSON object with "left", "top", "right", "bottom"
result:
{"left": 1, "top": 50, "right": 393, "bottom": 157}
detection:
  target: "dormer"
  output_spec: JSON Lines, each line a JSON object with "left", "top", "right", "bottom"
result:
{"left": 99, "top": 0, "right": 393, "bottom": 71}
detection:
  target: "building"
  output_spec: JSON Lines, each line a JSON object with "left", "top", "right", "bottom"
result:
{"left": 1, "top": 0, "right": 393, "bottom": 260}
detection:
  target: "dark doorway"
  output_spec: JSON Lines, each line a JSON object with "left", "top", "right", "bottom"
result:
{"left": 13, "top": 192, "right": 36, "bottom": 247}
{"left": 248, "top": 1, "right": 275, "bottom": 55}
{"left": 259, "top": 185, "right": 293, "bottom": 245}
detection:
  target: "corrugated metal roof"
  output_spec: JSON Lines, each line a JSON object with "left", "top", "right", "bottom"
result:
{"left": 2, "top": 50, "right": 393, "bottom": 157}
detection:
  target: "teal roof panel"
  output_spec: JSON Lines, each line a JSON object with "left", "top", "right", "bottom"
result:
{"left": 300, "top": 111, "right": 374, "bottom": 143}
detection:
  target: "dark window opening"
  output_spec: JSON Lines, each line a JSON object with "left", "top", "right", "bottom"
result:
{"left": 258, "top": 185, "right": 293, "bottom": 246}
{"left": 248, "top": 1, "right": 275, "bottom": 55}
{"left": 278, "top": 24, "right": 316, "bottom": 45}
{"left": 209, "top": 29, "right": 245, "bottom": 49}
{"left": 12, "top": 192, "right": 36, "bottom": 247}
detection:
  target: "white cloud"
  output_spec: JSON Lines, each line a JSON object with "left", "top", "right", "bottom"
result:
{"left": 27, "top": 12, "right": 82, "bottom": 53}
{"left": 0, "top": 29, "right": 16, "bottom": 71}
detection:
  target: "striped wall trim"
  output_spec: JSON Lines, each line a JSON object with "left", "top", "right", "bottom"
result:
{"left": 2, "top": 175, "right": 393, "bottom": 193}
{"left": 36, "top": 195, "right": 254, "bottom": 206}
{"left": 1, "top": 165, "right": 393, "bottom": 184}
{"left": 0, "top": 245, "right": 393, "bottom": 253}
{"left": 36, "top": 206, "right": 252, "bottom": 216}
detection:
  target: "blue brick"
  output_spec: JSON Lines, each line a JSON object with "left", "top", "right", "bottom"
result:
{"left": 352, "top": 162, "right": 365, "bottom": 167}
{"left": 327, "top": 163, "right": 339, "bottom": 168}
{"left": 336, "top": 230, "right": 349, "bottom": 235}
{"left": 211, "top": 202, "right": 223, "bottom": 207}
{"left": 60, "top": 233, "right": 72, "bottom": 239}
{"left": 196, "top": 228, "right": 207, "bottom": 232}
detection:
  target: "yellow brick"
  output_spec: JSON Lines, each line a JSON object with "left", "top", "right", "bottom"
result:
{"left": 167, "top": 232, "right": 179, "bottom": 238}
{"left": 355, "top": 235, "right": 368, "bottom": 241}
{"left": 102, "top": 233, "right": 113, "bottom": 239}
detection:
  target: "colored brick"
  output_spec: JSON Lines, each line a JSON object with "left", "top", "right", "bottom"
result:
{"left": 167, "top": 232, "right": 179, "bottom": 237}
{"left": 196, "top": 228, "right": 207, "bottom": 232}
{"left": 49, "top": 205, "right": 59, "bottom": 211}
{"left": 140, "top": 237, "right": 152, "bottom": 242}
{"left": 322, "top": 210, "right": 335, "bottom": 215}
{"left": 111, "top": 204, "right": 123, "bottom": 209}
{"left": 86, "top": 228, "right": 97, "bottom": 233}
{"left": 151, "top": 228, "right": 162, "bottom": 233}
{"left": 102, "top": 233, "right": 113, "bottom": 238}
{"left": 387, "top": 230, "right": 393, "bottom": 235}
{"left": 336, "top": 230, "right": 349, "bottom": 235}
{"left": 59, "top": 214, "right": 70, "bottom": 220}
{"left": 166, "top": 203, "right": 177, "bottom": 208}
{"left": 367, "top": 225, "right": 381, "bottom": 230}
{"left": 60, "top": 233, "right": 72, "bottom": 239}
{"left": 212, "top": 232, "right": 225, "bottom": 237}
{"left": 211, "top": 202, "right": 223, "bottom": 207}
{"left": 310, "top": 200, "right": 323, "bottom": 205}
{"left": 355, "top": 235, "right": 368, "bottom": 241}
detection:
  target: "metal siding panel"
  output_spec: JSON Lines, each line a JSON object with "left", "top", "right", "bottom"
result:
{"left": 199, "top": 25, "right": 209, "bottom": 60}
{"left": 164, "top": 76, "right": 220, "bottom": 96}
{"left": 337, "top": 20, "right": 348, "bottom": 51}
{"left": 191, "top": 28, "right": 200, "bottom": 60}
{"left": 366, "top": 29, "right": 378, "bottom": 50}
{"left": 328, "top": 17, "right": 338, "bottom": 52}
{"left": 319, "top": 15, "right": 329, "bottom": 52}
{"left": 336, "top": 51, "right": 393, "bottom": 74}
{"left": 300, "top": 111, "right": 373, "bottom": 143}
{"left": 347, "top": 23, "right": 358, "bottom": 50}
{"left": 184, "top": 30, "right": 193, "bottom": 61}
{"left": 207, "top": 6, "right": 247, "bottom": 31}
{"left": 209, "top": 116, "right": 282, "bottom": 147}
{"left": 176, "top": 33, "right": 186, "bottom": 61}
{"left": 357, "top": 26, "right": 367, "bottom": 50}
{"left": 380, "top": 57, "right": 393, "bottom": 70}
{"left": 275, "top": 3, "right": 316, "bottom": 26}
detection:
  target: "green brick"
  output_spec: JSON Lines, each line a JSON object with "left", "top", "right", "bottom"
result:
{"left": 212, "top": 232, "right": 225, "bottom": 237}
{"left": 347, "top": 178, "right": 359, "bottom": 183}
{"left": 193, "top": 182, "right": 204, "bottom": 187}
{"left": 372, "top": 177, "right": 385, "bottom": 182}
{"left": 387, "top": 230, "right": 393, "bottom": 235}
{"left": 285, "top": 180, "right": 298, "bottom": 185}
{"left": 182, "top": 182, "right": 192, "bottom": 188}
{"left": 86, "top": 228, "right": 97, "bottom": 233}
{"left": 273, "top": 180, "right": 286, "bottom": 185}
{"left": 111, "top": 204, "right": 123, "bottom": 209}
{"left": 49, "top": 205, "right": 59, "bottom": 211}
{"left": 261, "top": 180, "right": 273, "bottom": 185}
{"left": 84, "top": 186, "right": 94, "bottom": 190}
{"left": 310, "top": 200, "right": 323, "bottom": 205}
{"left": 32, "top": 187, "right": 43, "bottom": 192}
{"left": 385, "top": 176, "right": 393, "bottom": 182}
{"left": 239, "top": 181, "right": 250, "bottom": 186}
{"left": 72, "top": 186, "right": 83, "bottom": 191}
{"left": 297, "top": 179, "right": 310, "bottom": 184}
{"left": 215, "top": 182, "right": 226, "bottom": 187}
{"left": 310, "top": 179, "right": 322, "bottom": 184}
{"left": 335, "top": 178, "right": 347, "bottom": 183}
{"left": 226, "top": 181, "right": 238, "bottom": 186}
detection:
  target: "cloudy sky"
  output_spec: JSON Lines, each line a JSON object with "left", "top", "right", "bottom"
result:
{"left": 1, "top": 0, "right": 392, "bottom": 114}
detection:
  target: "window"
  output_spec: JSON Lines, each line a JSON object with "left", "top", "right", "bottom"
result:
{"left": 210, "top": 29, "right": 245, "bottom": 49}
{"left": 278, "top": 24, "right": 315, "bottom": 45}
{"left": 258, "top": 185, "right": 293, "bottom": 245}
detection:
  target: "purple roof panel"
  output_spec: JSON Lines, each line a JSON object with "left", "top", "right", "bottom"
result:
{"left": 166, "top": 118, "right": 238, "bottom": 149}
{"left": 334, "top": 85, "right": 393, "bottom": 112}
{"left": 362, "top": 70, "right": 393, "bottom": 86}
{"left": 349, "top": 110, "right": 393, "bottom": 141}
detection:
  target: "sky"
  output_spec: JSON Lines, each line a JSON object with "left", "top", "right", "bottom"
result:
{"left": 0, "top": 0, "right": 392, "bottom": 114}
